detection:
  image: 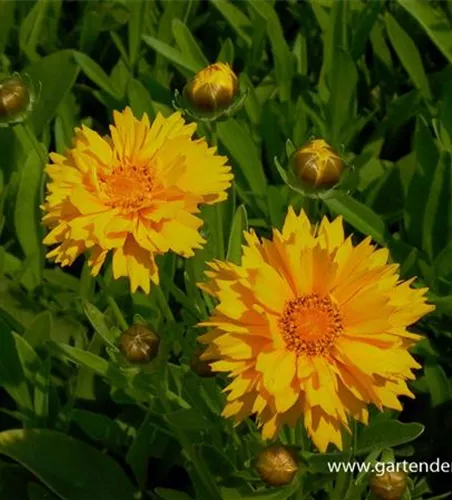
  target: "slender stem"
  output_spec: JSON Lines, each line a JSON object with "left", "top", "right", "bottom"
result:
{"left": 155, "top": 285, "right": 175, "bottom": 323}
{"left": 97, "top": 276, "right": 129, "bottom": 331}
{"left": 20, "top": 123, "right": 48, "bottom": 166}
{"left": 209, "top": 122, "right": 225, "bottom": 259}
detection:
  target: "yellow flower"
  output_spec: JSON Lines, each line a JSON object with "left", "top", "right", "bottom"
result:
{"left": 198, "top": 208, "right": 434, "bottom": 452}
{"left": 42, "top": 107, "right": 233, "bottom": 293}
{"left": 184, "top": 62, "right": 239, "bottom": 112}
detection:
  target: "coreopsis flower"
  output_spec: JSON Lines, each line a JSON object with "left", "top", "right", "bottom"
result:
{"left": 42, "top": 107, "right": 232, "bottom": 293}
{"left": 198, "top": 208, "right": 434, "bottom": 452}
{"left": 119, "top": 324, "right": 160, "bottom": 364}
{"left": 369, "top": 470, "right": 408, "bottom": 500}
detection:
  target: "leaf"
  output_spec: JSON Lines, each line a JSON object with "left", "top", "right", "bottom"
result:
{"left": 128, "top": 0, "right": 144, "bottom": 68}
{"left": 172, "top": 19, "right": 209, "bottom": 68}
{"left": 425, "top": 364, "right": 452, "bottom": 407}
{"left": 397, "top": 0, "right": 452, "bottom": 65}
{"left": 325, "top": 48, "right": 357, "bottom": 147}
{"left": 47, "top": 341, "right": 109, "bottom": 377}
{"left": 33, "top": 357, "right": 51, "bottom": 425}
{"left": 226, "top": 205, "right": 248, "bottom": 265}
{"left": 155, "top": 489, "right": 194, "bottom": 500}
{"left": 222, "top": 481, "right": 300, "bottom": 500}
{"left": 128, "top": 78, "right": 156, "bottom": 120}
{"left": 28, "top": 482, "right": 59, "bottom": 500}
{"left": 165, "top": 408, "right": 211, "bottom": 430}
{"left": 73, "top": 51, "right": 122, "bottom": 99}
{"left": 217, "top": 38, "right": 235, "bottom": 64}
{"left": 351, "top": 0, "right": 385, "bottom": 60}
{"left": 83, "top": 301, "right": 118, "bottom": 350}
{"left": 385, "top": 12, "right": 432, "bottom": 100}
{"left": 0, "top": 429, "right": 136, "bottom": 500}
{"left": 25, "top": 50, "right": 79, "bottom": 136}
{"left": 324, "top": 193, "right": 388, "bottom": 245}
{"left": 421, "top": 151, "right": 452, "bottom": 260}
{"left": 0, "top": 327, "right": 33, "bottom": 412}
{"left": 247, "top": 2, "right": 293, "bottom": 102}
{"left": 209, "top": 0, "right": 251, "bottom": 46}
{"left": 357, "top": 421, "right": 424, "bottom": 453}
{"left": 24, "top": 311, "right": 52, "bottom": 347}
{"left": 217, "top": 120, "right": 267, "bottom": 197}
{"left": 72, "top": 409, "right": 127, "bottom": 451}
{"left": 14, "top": 148, "right": 45, "bottom": 288}
{"left": 142, "top": 35, "right": 201, "bottom": 74}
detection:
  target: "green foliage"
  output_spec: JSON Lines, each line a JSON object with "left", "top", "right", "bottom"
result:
{"left": 1, "top": 1, "right": 452, "bottom": 499}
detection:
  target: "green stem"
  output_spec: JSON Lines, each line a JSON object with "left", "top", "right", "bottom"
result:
{"left": 97, "top": 277, "right": 129, "bottom": 331}
{"left": 155, "top": 285, "right": 175, "bottom": 323}
{"left": 160, "top": 384, "right": 219, "bottom": 499}
{"left": 209, "top": 122, "right": 225, "bottom": 259}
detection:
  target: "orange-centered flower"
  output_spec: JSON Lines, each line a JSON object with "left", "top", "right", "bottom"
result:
{"left": 42, "top": 107, "right": 232, "bottom": 293}
{"left": 198, "top": 208, "right": 434, "bottom": 452}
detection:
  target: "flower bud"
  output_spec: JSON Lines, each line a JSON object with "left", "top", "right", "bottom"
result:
{"left": 291, "top": 139, "right": 343, "bottom": 189}
{"left": 118, "top": 324, "right": 160, "bottom": 364}
{"left": 0, "top": 73, "right": 35, "bottom": 126}
{"left": 255, "top": 445, "right": 299, "bottom": 487}
{"left": 189, "top": 347, "right": 214, "bottom": 378}
{"left": 183, "top": 63, "right": 239, "bottom": 112}
{"left": 369, "top": 470, "right": 408, "bottom": 500}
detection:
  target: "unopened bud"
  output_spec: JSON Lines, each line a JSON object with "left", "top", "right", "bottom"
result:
{"left": 118, "top": 324, "right": 160, "bottom": 364}
{"left": 291, "top": 139, "right": 343, "bottom": 189}
{"left": 255, "top": 445, "right": 299, "bottom": 487}
{"left": 0, "top": 73, "right": 35, "bottom": 126}
{"left": 183, "top": 63, "right": 239, "bottom": 112}
{"left": 369, "top": 470, "right": 408, "bottom": 500}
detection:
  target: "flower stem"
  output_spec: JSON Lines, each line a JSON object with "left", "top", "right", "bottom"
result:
{"left": 97, "top": 276, "right": 129, "bottom": 331}
{"left": 155, "top": 285, "right": 175, "bottom": 323}
{"left": 209, "top": 122, "right": 225, "bottom": 259}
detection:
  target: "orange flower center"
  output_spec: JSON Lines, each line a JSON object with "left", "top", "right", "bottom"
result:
{"left": 279, "top": 294, "right": 343, "bottom": 356}
{"left": 100, "top": 164, "right": 154, "bottom": 210}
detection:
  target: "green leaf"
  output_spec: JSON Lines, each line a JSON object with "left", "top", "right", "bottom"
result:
{"left": 324, "top": 193, "right": 388, "bottom": 245}
{"left": 351, "top": 0, "right": 385, "bottom": 60}
{"left": 385, "top": 12, "right": 432, "bottom": 100}
{"left": 165, "top": 408, "right": 211, "bottom": 430}
{"left": 28, "top": 482, "right": 59, "bottom": 500}
{"left": 357, "top": 421, "right": 424, "bottom": 453}
{"left": 72, "top": 409, "right": 127, "bottom": 451}
{"left": 217, "top": 38, "right": 235, "bottom": 65}
{"left": 421, "top": 151, "right": 452, "bottom": 260}
{"left": 172, "top": 19, "right": 209, "bottom": 68}
{"left": 128, "top": 0, "right": 144, "bottom": 68}
{"left": 128, "top": 78, "right": 156, "bottom": 120}
{"left": 47, "top": 341, "right": 109, "bottom": 377}
{"left": 0, "top": 429, "right": 136, "bottom": 500}
{"left": 425, "top": 364, "right": 452, "bottom": 407}
{"left": 209, "top": 0, "right": 251, "bottom": 46}
{"left": 155, "top": 489, "right": 194, "bottom": 500}
{"left": 217, "top": 120, "right": 267, "bottom": 197}
{"left": 0, "top": 327, "right": 33, "bottom": 412}
{"left": 325, "top": 49, "right": 357, "bottom": 147}
{"left": 226, "top": 205, "right": 248, "bottom": 265}
{"left": 222, "top": 480, "right": 300, "bottom": 500}
{"left": 33, "top": 357, "right": 51, "bottom": 425}
{"left": 14, "top": 148, "right": 45, "bottom": 288}
{"left": 25, "top": 50, "right": 79, "bottom": 136}
{"left": 247, "top": 1, "right": 293, "bottom": 102}
{"left": 24, "top": 311, "right": 52, "bottom": 348}
{"left": 73, "top": 51, "right": 122, "bottom": 99}
{"left": 142, "top": 35, "right": 201, "bottom": 74}
{"left": 83, "top": 301, "right": 118, "bottom": 350}
{"left": 397, "top": 0, "right": 452, "bottom": 65}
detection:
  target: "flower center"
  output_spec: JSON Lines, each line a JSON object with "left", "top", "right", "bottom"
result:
{"left": 278, "top": 293, "right": 343, "bottom": 356}
{"left": 100, "top": 164, "right": 154, "bottom": 210}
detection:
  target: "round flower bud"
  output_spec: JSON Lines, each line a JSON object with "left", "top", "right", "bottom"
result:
{"left": 189, "top": 347, "right": 214, "bottom": 378}
{"left": 255, "top": 445, "right": 299, "bottom": 487}
{"left": 369, "top": 470, "right": 408, "bottom": 500}
{"left": 118, "top": 324, "right": 160, "bottom": 364}
{"left": 291, "top": 139, "right": 343, "bottom": 189}
{"left": 0, "top": 73, "right": 35, "bottom": 126}
{"left": 183, "top": 63, "right": 239, "bottom": 112}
